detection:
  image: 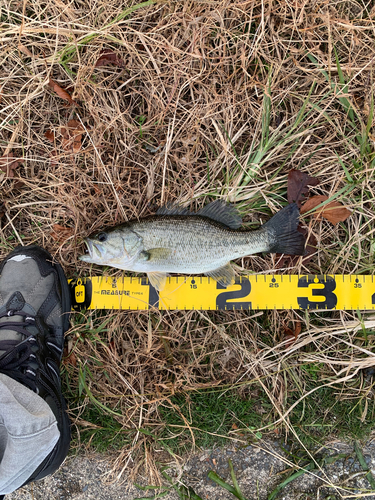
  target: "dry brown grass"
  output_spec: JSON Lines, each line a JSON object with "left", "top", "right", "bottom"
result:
{"left": 1, "top": 0, "right": 375, "bottom": 481}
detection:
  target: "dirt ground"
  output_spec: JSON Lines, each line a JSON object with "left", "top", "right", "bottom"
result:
{"left": 7, "top": 438, "right": 375, "bottom": 500}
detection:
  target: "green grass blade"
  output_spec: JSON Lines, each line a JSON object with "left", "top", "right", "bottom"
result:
{"left": 267, "top": 462, "right": 315, "bottom": 500}
{"left": 334, "top": 47, "right": 356, "bottom": 123}
{"left": 137, "top": 492, "right": 169, "bottom": 500}
{"left": 287, "top": 81, "right": 316, "bottom": 132}
{"left": 336, "top": 153, "right": 353, "bottom": 183}
{"left": 306, "top": 52, "right": 329, "bottom": 79}
{"left": 323, "top": 454, "right": 347, "bottom": 465}
{"left": 180, "top": 488, "right": 204, "bottom": 500}
{"left": 135, "top": 484, "right": 170, "bottom": 491}
{"left": 137, "top": 428, "right": 154, "bottom": 436}
{"left": 366, "top": 93, "right": 374, "bottom": 137}
{"left": 354, "top": 441, "right": 375, "bottom": 489}
{"left": 107, "top": 0, "right": 156, "bottom": 27}
{"left": 307, "top": 50, "right": 359, "bottom": 128}
{"left": 261, "top": 76, "right": 272, "bottom": 148}
{"left": 59, "top": 0, "right": 156, "bottom": 63}
{"left": 268, "top": 454, "right": 347, "bottom": 500}
{"left": 162, "top": 471, "right": 204, "bottom": 500}
{"left": 78, "top": 366, "right": 123, "bottom": 417}
{"left": 228, "top": 459, "right": 247, "bottom": 500}
{"left": 208, "top": 471, "right": 247, "bottom": 500}
{"left": 360, "top": 92, "right": 374, "bottom": 158}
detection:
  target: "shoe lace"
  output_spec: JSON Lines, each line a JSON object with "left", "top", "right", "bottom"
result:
{"left": 0, "top": 310, "right": 40, "bottom": 390}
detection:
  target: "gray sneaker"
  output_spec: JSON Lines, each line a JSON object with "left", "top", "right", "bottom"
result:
{"left": 0, "top": 245, "right": 71, "bottom": 485}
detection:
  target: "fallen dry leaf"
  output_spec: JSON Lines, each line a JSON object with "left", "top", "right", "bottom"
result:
{"left": 301, "top": 195, "right": 351, "bottom": 224}
{"left": 287, "top": 169, "right": 320, "bottom": 208}
{"left": 283, "top": 321, "right": 302, "bottom": 348}
{"left": 63, "top": 350, "right": 77, "bottom": 367}
{"left": 0, "top": 152, "right": 23, "bottom": 178}
{"left": 13, "top": 178, "right": 25, "bottom": 190}
{"left": 51, "top": 224, "right": 74, "bottom": 242}
{"left": 18, "top": 44, "right": 33, "bottom": 57}
{"left": 44, "top": 130, "right": 55, "bottom": 143}
{"left": 48, "top": 78, "right": 76, "bottom": 105}
{"left": 95, "top": 50, "right": 124, "bottom": 68}
{"left": 61, "top": 119, "right": 84, "bottom": 153}
{"left": 49, "top": 150, "right": 59, "bottom": 167}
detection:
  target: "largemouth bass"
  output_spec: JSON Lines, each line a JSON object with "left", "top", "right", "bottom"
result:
{"left": 80, "top": 201, "right": 305, "bottom": 291}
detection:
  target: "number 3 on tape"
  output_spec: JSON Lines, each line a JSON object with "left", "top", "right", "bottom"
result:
{"left": 297, "top": 275, "right": 337, "bottom": 309}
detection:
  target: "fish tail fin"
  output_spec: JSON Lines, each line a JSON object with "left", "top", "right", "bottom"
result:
{"left": 263, "top": 203, "right": 306, "bottom": 255}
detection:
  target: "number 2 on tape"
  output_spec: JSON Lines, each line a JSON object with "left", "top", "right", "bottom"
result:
{"left": 216, "top": 278, "right": 252, "bottom": 310}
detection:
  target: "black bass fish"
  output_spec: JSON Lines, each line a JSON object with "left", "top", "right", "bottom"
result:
{"left": 80, "top": 201, "right": 305, "bottom": 291}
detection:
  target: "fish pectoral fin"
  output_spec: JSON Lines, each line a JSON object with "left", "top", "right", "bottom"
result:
{"left": 146, "top": 247, "right": 172, "bottom": 261}
{"left": 147, "top": 272, "right": 168, "bottom": 291}
{"left": 205, "top": 264, "right": 235, "bottom": 288}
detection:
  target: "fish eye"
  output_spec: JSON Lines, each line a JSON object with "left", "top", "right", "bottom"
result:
{"left": 97, "top": 232, "right": 108, "bottom": 242}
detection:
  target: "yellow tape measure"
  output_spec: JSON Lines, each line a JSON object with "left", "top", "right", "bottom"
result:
{"left": 68, "top": 275, "right": 375, "bottom": 311}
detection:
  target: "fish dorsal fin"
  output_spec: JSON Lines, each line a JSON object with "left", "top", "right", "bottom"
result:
{"left": 156, "top": 203, "right": 191, "bottom": 216}
{"left": 147, "top": 271, "right": 168, "bottom": 291}
{"left": 205, "top": 263, "right": 235, "bottom": 288}
{"left": 197, "top": 200, "right": 242, "bottom": 229}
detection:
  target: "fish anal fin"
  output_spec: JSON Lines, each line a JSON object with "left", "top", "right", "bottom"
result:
{"left": 205, "top": 263, "right": 235, "bottom": 288}
{"left": 156, "top": 203, "right": 191, "bottom": 216}
{"left": 198, "top": 200, "right": 242, "bottom": 229}
{"left": 147, "top": 272, "right": 168, "bottom": 291}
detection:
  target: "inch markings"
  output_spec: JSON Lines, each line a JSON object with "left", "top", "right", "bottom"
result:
{"left": 68, "top": 275, "right": 375, "bottom": 311}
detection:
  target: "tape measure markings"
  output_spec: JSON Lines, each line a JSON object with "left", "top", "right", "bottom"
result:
{"left": 68, "top": 275, "right": 375, "bottom": 311}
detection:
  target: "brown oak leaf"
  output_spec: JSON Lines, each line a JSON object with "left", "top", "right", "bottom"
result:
{"left": 95, "top": 50, "right": 124, "bottom": 68}
{"left": 45, "top": 130, "right": 55, "bottom": 143}
{"left": 63, "top": 350, "right": 77, "bottom": 367}
{"left": 287, "top": 169, "right": 320, "bottom": 208}
{"left": 0, "top": 152, "right": 23, "bottom": 178}
{"left": 283, "top": 321, "right": 302, "bottom": 348}
{"left": 51, "top": 224, "right": 74, "bottom": 242}
{"left": 50, "top": 150, "right": 59, "bottom": 166}
{"left": 48, "top": 78, "right": 76, "bottom": 105}
{"left": 18, "top": 44, "right": 33, "bottom": 57}
{"left": 301, "top": 195, "right": 351, "bottom": 224}
{"left": 61, "top": 119, "right": 84, "bottom": 153}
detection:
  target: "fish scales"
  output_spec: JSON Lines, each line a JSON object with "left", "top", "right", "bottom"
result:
{"left": 129, "top": 215, "right": 272, "bottom": 274}
{"left": 80, "top": 201, "right": 306, "bottom": 291}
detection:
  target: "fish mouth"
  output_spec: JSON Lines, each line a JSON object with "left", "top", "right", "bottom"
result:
{"left": 79, "top": 239, "right": 102, "bottom": 262}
